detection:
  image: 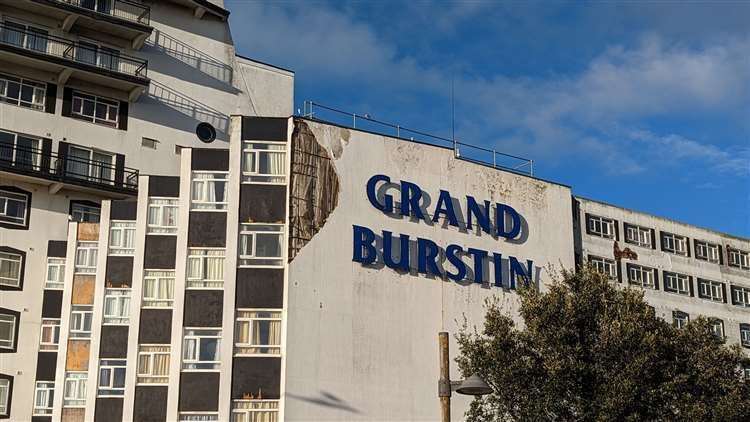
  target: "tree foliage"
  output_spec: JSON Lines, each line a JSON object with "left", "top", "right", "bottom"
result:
{"left": 456, "top": 266, "right": 750, "bottom": 421}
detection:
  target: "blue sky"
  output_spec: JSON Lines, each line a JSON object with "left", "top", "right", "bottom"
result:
{"left": 227, "top": 1, "right": 750, "bottom": 237}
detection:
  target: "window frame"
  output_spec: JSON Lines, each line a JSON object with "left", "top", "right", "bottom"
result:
{"left": 74, "top": 241, "right": 98, "bottom": 274}
{"left": 39, "top": 318, "right": 61, "bottom": 351}
{"left": 672, "top": 311, "right": 689, "bottom": 329}
{"left": 586, "top": 214, "right": 615, "bottom": 239}
{"left": 0, "top": 187, "right": 30, "bottom": 229}
{"left": 70, "top": 201, "right": 101, "bottom": 223}
{"left": 186, "top": 248, "right": 225, "bottom": 289}
{"left": 231, "top": 400, "right": 279, "bottom": 422}
{"left": 182, "top": 328, "right": 222, "bottom": 371}
{"left": 190, "top": 171, "right": 229, "bottom": 211}
{"left": 108, "top": 220, "right": 136, "bottom": 255}
{"left": 0, "top": 250, "right": 23, "bottom": 289}
{"left": 697, "top": 278, "right": 724, "bottom": 303}
{"left": 142, "top": 270, "right": 175, "bottom": 308}
{"left": 0, "top": 309, "right": 19, "bottom": 351}
{"left": 624, "top": 223, "right": 652, "bottom": 248}
{"left": 33, "top": 380, "right": 55, "bottom": 416}
{"left": 627, "top": 264, "right": 656, "bottom": 289}
{"left": 97, "top": 359, "right": 127, "bottom": 397}
{"left": 0, "top": 72, "right": 46, "bottom": 111}
{"left": 587, "top": 255, "right": 617, "bottom": 280}
{"left": 0, "top": 376, "right": 11, "bottom": 418}
{"left": 102, "top": 288, "right": 131, "bottom": 325}
{"left": 728, "top": 247, "right": 750, "bottom": 270}
{"left": 66, "top": 145, "right": 116, "bottom": 185}
{"left": 71, "top": 90, "right": 119, "bottom": 127}
{"left": 234, "top": 309, "right": 283, "bottom": 356}
{"left": 731, "top": 285, "right": 750, "bottom": 308}
{"left": 661, "top": 232, "right": 688, "bottom": 256}
{"left": 0, "top": 129, "right": 42, "bottom": 170}
{"left": 709, "top": 319, "right": 725, "bottom": 340}
{"left": 45, "top": 257, "right": 65, "bottom": 289}
{"left": 136, "top": 344, "right": 170, "bottom": 385}
{"left": 238, "top": 223, "right": 285, "bottom": 268}
{"left": 62, "top": 371, "right": 87, "bottom": 407}
{"left": 694, "top": 240, "right": 720, "bottom": 263}
{"left": 663, "top": 271, "right": 690, "bottom": 296}
{"left": 69, "top": 305, "right": 93, "bottom": 338}
{"left": 740, "top": 324, "right": 750, "bottom": 348}
{"left": 147, "top": 197, "right": 179, "bottom": 235}
{"left": 241, "top": 141, "right": 288, "bottom": 184}
{"left": 179, "top": 412, "right": 219, "bottom": 421}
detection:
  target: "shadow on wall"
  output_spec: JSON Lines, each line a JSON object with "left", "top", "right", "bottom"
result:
{"left": 140, "top": 80, "right": 230, "bottom": 135}
{"left": 287, "top": 391, "right": 361, "bottom": 414}
{"left": 147, "top": 29, "right": 234, "bottom": 86}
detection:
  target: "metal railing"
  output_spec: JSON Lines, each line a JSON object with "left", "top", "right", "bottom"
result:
{"left": 300, "top": 101, "right": 534, "bottom": 176}
{"left": 0, "top": 22, "right": 148, "bottom": 78}
{"left": 0, "top": 143, "right": 138, "bottom": 191}
{"left": 51, "top": 0, "right": 151, "bottom": 25}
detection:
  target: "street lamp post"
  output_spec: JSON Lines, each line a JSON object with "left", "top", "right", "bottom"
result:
{"left": 438, "top": 331, "right": 493, "bottom": 422}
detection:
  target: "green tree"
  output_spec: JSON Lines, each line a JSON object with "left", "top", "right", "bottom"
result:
{"left": 456, "top": 266, "right": 750, "bottom": 421}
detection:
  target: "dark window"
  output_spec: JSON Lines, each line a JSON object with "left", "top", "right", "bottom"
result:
{"left": 0, "top": 308, "right": 20, "bottom": 353}
{"left": 0, "top": 186, "right": 30, "bottom": 229}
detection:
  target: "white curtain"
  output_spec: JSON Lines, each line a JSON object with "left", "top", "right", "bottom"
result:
{"left": 239, "top": 234, "right": 253, "bottom": 257}
{"left": 204, "top": 251, "right": 224, "bottom": 281}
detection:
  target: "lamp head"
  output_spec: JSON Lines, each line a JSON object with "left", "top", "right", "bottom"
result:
{"left": 455, "top": 373, "right": 492, "bottom": 396}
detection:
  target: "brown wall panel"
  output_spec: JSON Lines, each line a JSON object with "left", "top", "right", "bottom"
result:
{"left": 77, "top": 223, "right": 99, "bottom": 241}
{"left": 71, "top": 275, "right": 95, "bottom": 305}
{"left": 65, "top": 340, "right": 90, "bottom": 371}
{"left": 62, "top": 408, "right": 85, "bottom": 422}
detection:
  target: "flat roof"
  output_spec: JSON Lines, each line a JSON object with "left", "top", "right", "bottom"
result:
{"left": 235, "top": 53, "right": 295, "bottom": 75}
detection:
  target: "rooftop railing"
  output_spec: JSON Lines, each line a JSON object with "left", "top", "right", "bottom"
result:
{"left": 0, "top": 143, "right": 138, "bottom": 192}
{"left": 300, "top": 101, "right": 534, "bottom": 176}
{"left": 0, "top": 21, "right": 148, "bottom": 78}
{"left": 51, "top": 0, "right": 151, "bottom": 26}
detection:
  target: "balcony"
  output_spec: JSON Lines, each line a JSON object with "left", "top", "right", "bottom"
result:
{"left": 2, "top": 0, "right": 152, "bottom": 47}
{"left": 0, "top": 22, "right": 148, "bottom": 98}
{"left": 0, "top": 143, "right": 138, "bottom": 196}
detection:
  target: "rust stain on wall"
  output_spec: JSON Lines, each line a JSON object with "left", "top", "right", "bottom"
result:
{"left": 72, "top": 275, "right": 95, "bottom": 305}
{"left": 62, "top": 408, "right": 85, "bottom": 422}
{"left": 77, "top": 223, "right": 100, "bottom": 241}
{"left": 66, "top": 340, "right": 90, "bottom": 371}
{"left": 288, "top": 119, "right": 340, "bottom": 260}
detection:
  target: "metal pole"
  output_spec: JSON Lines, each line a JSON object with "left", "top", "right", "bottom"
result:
{"left": 353, "top": 114, "right": 356, "bottom": 128}
{"left": 438, "top": 332, "right": 451, "bottom": 422}
{"left": 493, "top": 150, "right": 496, "bottom": 168}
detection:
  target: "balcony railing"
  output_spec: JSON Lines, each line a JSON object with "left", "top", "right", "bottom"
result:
{"left": 0, "top": 144, "right": 138, "bottom": 192}
{"left": 51, "top": 0, "right": 151, "bottom": 25}
{"left": 0, "top": 21, "right": 148, "bottom": 78}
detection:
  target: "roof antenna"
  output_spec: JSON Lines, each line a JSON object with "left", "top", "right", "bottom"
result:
{"left": 452, "top": 74, "right": 459, "bottom": 158}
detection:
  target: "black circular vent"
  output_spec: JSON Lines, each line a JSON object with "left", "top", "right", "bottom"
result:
{"left": 196, "top": 122, "right": 216, "bottom": 143}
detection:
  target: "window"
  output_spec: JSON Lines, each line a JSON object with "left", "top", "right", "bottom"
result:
{"left": 191, "top": 171, "right": 228, "bottom": 210}
{"left": 69, "top": 305, "right": 93, "bottom": 338}
{"left": 182, "top": 328, "right": 221, "bottom": 370}
{"left": 232, "top": 400, "right": 279, "bottom": 422}
{"left": 625, "top": 224, "right": 651, "bottom": 247}
{"left": 141, "top": 137, "right": 158, "bottom": 149}
{"left": 586, "top": 215, "right": 615, "bottom": 239}
{"left": 709, "top": 319, "right": 724, "bottom": 340}
{"left": 740, "top": 324, "right": 750, "bottom": 348}
{"left": 0, "top": 251, "right": 22, "bottom": 288}
{"left": 728, "top": 247, "right": 750, "bottom": 270}
{"left": 234, "top": 310, "right": 282, "bottom": 356}
{"left": 137, "top": 345, "right": 170, "bottom": 384}
{"left": 71, "top": 91, "right": 119, "bottom": 127}
{"left": 71, "top": 202, "right": 100, "bottom": 223}
{"left": 142, "top": 270, "right": 175, "bottom": 307}
{"left": 63, "top": 372, "right": 87, "bottom": 407}
{"left": 39, "top": 318, "right": 60, "bottom": 351}
{"left": 238, "top": 224, "right": 284, "bottom": 267}
{"left": 627, "top": 264, "right": 656, "bottom": 289}
{"left": 661, "top": 232, "right": 688, "bottom": 256}
{"left": 97, "top": 359, "right": 126, "bottom": 397}
{"left": 0, "top": 72, "right": 46, "bottom": 110}
{"left": 695, "top": 240, "right": 720, "bottom": 263}
{"left": 103, "top": 288, "right": 130, "bottom": 324}
{"left": 0, "top": 378, "right": 9, "bottom": 417}
{"left": 241, "top": 141, "right": 287, "bottom": 184}
{"left": 75, "top": 241, "right": 98, "bottom": 274}
{"left": 731, "top": 285, "right": 750, "bottom": 308}
{"left": 66, "top": 146, "right": 115, "bottom": 184}
{"left": 697, "top": 279, "right": 724, "bottom": 302}
{"left": 147, "top": 198, "right": 178, "bottom": 234}
{"left": 179, "top": 413, "right": 218, "bottom": 421}
{"left": 1, "top": 20, "right": 48, "bottom": 51}
{"left": 186, "top": 249, "right": 224, "bottom": 288}
{"left": 109, "top": 221, "right": 135, "bottom": 255}
{"left": 663, "top": 272, "right": 690, "bottom": 296}
{"left": 0, "top": 312, "right": 17, "bottom": 350}
{"left": 45, "top": 257, "right": 65, "bottom": 289}
{"left": 33, "top": 381, "right": 54, "bottom": 416}
{"left": 0, "top": 129, "right": 41, "bottom": 169}
{"left": 0, "top": 188, "right": 29, "bottom": 227}
{"left": 672, "top": 311, "right": 689, "bottom": 329}
{"left": 588, "top": 255, "right": 617, "bottom": 280}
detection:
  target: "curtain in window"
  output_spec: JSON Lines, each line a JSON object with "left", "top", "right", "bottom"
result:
{"left": 242, "top": 151, "right": 256, "bottom": 173}
{"left": 138, "top": 354, "right": 150, "bottom": 375}
{"left": 205, "top": 251, "right": 224, "bottom": 280}
{"left": 0, "top": 255, "right": 19, "bottom": 280}
{"left": 239, "top": 234, "right": 253, "bottom": 257}
{"left": 236, "top": 321, "right": 249, "bottom": 344}
{"left": 267, "top": 150, "right": 285, "bottom": 175}
{"left": 187, "top": 256, "right": 201, "bottom": 279}
{"left": 104, "top": 297, "right": 117, "bottom": 317}
{"left": 143, "top": 278, "right": 155, "bottom": 299}
{"left": 183, "top": 339, "right": 197, "bottom": 360}
{"left": 153, "top": 354, "right": 169, "bottom": 376}
{"left": 253, "top": 320, "right": 281, "bottom": 346}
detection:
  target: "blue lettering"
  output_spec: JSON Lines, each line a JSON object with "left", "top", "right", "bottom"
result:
{"left": 417, "top": 237, "right": 441, "bottom": 275}
{"left": 366, "top": 174, "right": 393, "bottom": 213}
{"left": 467, "top": 248, "right": 487, "bottom": 284}
{"left": 352, "top": 225, "right": 377, "bottom": 265}
{"left": 466, "top": 196, "right": 491, "bottom": 233}
{"left": 496, "top": 203, "right": 522, "bottom": 239}
{"left": 432, "top": 190, "right": 459, "bottom": 227}
{"left": 493, "top": 253, "right": 503, "bottom": 288}
{"left": 509, "top": 256, "right": 533, "bottom": 288}
{"left": 400, "top": 180, "right": 425, "bottom": 220}
{"left": 445, "top": 244, "right": 466, "bottom": 281}
{"left": 382, "top": 230, "right": 410, "bottom": 271}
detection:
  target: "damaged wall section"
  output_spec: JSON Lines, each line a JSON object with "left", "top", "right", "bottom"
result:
{"left": 288, "top": 119, "right": 340, "bottom": 261}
